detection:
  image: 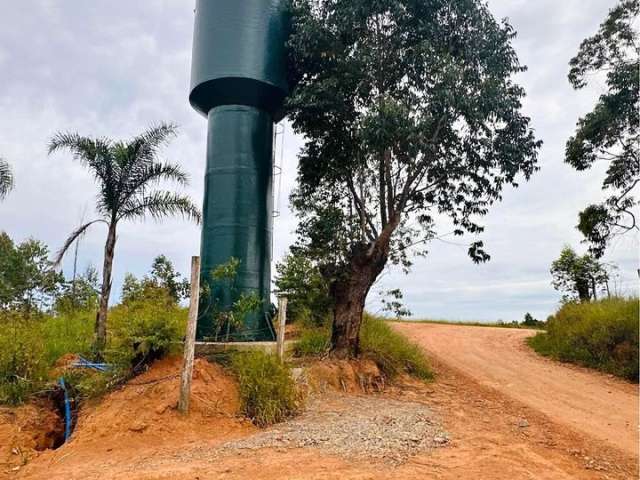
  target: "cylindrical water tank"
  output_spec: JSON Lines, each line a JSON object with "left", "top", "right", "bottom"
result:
{"left": 190, "top": 0, "right": 289, "bottom": 340}
{"left": 190, "top": 0, "right": 289, "bottom": 118}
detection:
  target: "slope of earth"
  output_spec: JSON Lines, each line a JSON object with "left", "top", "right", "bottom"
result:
{"left": 7, "top": 344, "right": 638, "bottom": 480}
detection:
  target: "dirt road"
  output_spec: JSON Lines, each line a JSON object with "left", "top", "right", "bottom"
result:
{"left": 393, "top": 322, "right": 639, "bottom": 457}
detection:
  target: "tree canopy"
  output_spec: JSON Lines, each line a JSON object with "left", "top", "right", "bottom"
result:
{"left": 566, "top": 0, "right": 639, "bottom": 257}
{"left": 0, "top": 232, "right": 63, "bottom": 314}
{"left": 550, "top": 246, "right": 610, "bottom": 302}
{"left": 286, "top": 0, "right": 541, "bottom": 355}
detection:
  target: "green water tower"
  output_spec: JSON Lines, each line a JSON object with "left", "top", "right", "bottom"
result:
{"left": 189, "top": 0, "right": 290, "bottom": 341}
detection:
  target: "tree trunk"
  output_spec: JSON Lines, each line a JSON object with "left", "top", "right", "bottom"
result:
{"left": 330, "top": 237, "right": 391, "bottom": 359}
{"left": 95, "top": 222, "right": 117, "bottom": 353}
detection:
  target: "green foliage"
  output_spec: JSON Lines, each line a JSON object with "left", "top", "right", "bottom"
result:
{"left": 286, "top": 0, "right": 540, "bottom": 354}
{"left": 0, "top": 232, "right": 64, "bottom": 314}
{"left": 149, "top": 255, "right": 190, "bottom": 302}
{"left": 293, "top": 327, "right": 330, "bottom": 357}
{"left": 229, "top": 351, "right": 299, "bottom": 427}
{"left": 566, "top": 0, "right": 639, "bottom": 257}
{"left": 379, "top": 288, "right": 412, "bottom": 319}
{"left": 550, "top": 246, "right": 610, "bottom": 302}
{"left": 0, "top": 291, "right": 186, "bottom": 405}
{"left": 0, "top": 157, "right": 14, "bottom": 200}
{"left": 528, "top": 297, "right": 639, "bottom": 381}
{"left": 49, "top": 123, "right": 201, "bottom": 352}
{"left": 121, "top": 255, "right": 189, "bottom": 306}
{"left": 203, "top": 257, "right": 264, "bottom": 341}
{"left": 0, "top": 311, "right": 94, "bottom": 405}
{"left": 108, "top": 290, "right": 187, "bottom": 368}
{"left": 360, "top": 315, "right": 432, "bottom": 381}
{"left": 54, "top": 265, "right": 100, "bottom": 315}
{"left": 274, "top": 251, "right": 332, "bottom": 327}
{"left": 293, "top": 315, "right": 432, "bottom": 381}
{"left": 522, "top": 313, "right": 545, "bottom": 329}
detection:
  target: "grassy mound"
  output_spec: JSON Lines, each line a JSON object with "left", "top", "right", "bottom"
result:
{"left": 528, "top": 297, "right": 638, "bottom": 382}
{"left": 293, "top": 314, "right": 432, "bottom": 381}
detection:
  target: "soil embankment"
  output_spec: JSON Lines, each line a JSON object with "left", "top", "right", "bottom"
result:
{"left": 3, "top": 326, "right": 638, "bottom": 479}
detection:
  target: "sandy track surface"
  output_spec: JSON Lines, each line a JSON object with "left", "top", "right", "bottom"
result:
{"left": 393, "top": 322, "right": 639, "bottom": 457}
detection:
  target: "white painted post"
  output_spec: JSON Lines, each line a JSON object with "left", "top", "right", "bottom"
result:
{"left": 276, "top": 296, "right": 288, "bottom": 361}
{"left": 178, "top": 256, "right": 200, "bottom": 414}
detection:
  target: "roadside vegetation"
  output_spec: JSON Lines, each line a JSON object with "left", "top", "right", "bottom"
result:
{"left": 528, "top": 297, "right": 638, "bottom": 382}
{"left": 229, "top": 351, "right": 300, "bottom": 427}
{"left": 292, "top": 314, "right": 432, "bottom": 381}
{"left": 0, "top": 239, "right": 188, "bottom": 405}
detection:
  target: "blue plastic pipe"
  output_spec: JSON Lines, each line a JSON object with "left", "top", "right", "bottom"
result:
{"left": 58, "top": 378, "right": 72, "bottom": 442}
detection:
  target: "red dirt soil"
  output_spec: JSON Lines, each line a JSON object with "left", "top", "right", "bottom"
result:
{"left": 3, "top": 357, "right": 253, "bottom": 479}
{"left": 3, "top": 326, "right": 638, "bottom": 480}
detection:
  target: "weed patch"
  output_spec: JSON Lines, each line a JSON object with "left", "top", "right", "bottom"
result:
{"left": 528, "top": 297, "right": 638, "bottom": 382}
{"left": 361, "top": 315, "right": 433, "bottom": 381}
{"left": 229, "top": 351, "right": 300, "bottom": 427}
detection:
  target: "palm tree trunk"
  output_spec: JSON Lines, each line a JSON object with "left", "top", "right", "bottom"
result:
{"left": 95, "top": 222, "right": 117, "bottom": 353}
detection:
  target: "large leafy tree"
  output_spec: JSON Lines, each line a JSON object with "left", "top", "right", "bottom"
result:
{"left": 566, "top": 0, "right": 639, "bottom": 257}
{"left": 0, "top": 232, "right": 63, "bottom": 314}
{"left": 120, "top": 254, "right": 189, "bottom": 305}
{"left": 0, "top": 157, "right": 14, "bottom": 200}
{"left": 550, "top": 246, "right": 610, "bottom": 302}
{"left": 48, "top": 124, "right": 201, "bottom": 353}
{"left": 286, "top": 0, "right": 541, "bottom": 357}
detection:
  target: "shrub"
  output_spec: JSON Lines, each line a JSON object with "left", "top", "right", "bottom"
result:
{"left": 360, "top": 314, "right": 433, "bottom": 381}
{"left": 0, "top": 311, "right": 93, "bottom": 405}
{"left": 230, "top": 351, "right": 299, "bottom": 427}
{"left": 0, "top": 291, "right": 187, "bottom": 405}
{"left": 528, "top": 297, "right": 638, "bottom": 381}
{"left": 108, "top": 290, "right": 186, "bottom": 369}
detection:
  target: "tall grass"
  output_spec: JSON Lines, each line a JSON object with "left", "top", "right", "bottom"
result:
{"left": 230, "top": 351, "right": 300, "bottom": 427}
{"left": 0, "top": 295, "right": 187, "bottom": 405}
{"left": 292, "top": 314, "right": 432, "bottom": 381}
{"left": 0, "top": 311, "right": 94, "bottom": 405}
{"left": 528, "top": 297, "right": 638, "bottom": 382}
{"left": 361, "top": 314, "right": 433, "bottom": 380}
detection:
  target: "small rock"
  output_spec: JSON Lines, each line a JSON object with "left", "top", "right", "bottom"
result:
{"left": 517, "top": 419, "right": 529, "bottom": 428}
{"left": 433, "top": 434, "right": 449, "bottom": 445}
{"left": 129, "top": 421, "right": 149, "bottom": 433}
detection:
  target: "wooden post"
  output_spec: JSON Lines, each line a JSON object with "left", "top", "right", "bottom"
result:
{"left": 178, "top": 256, "right": 200, "bottom": 414}
{"left": 276, "top": 296, "right": 288, "bottom": 361}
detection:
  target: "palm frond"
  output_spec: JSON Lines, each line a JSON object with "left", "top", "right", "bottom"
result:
{"left": 125, "top": 123, "right": 178, "bottom": 169}
{"left": 0, "top": 157, "right": 14, "bottom": 200}
{"left": 54, "top": 219, "right": 108, "bottom": 266}
{"left": 118, "top": 191, "right": 201, "bottom": 224}
{"left": 121, "top": 161, "right": 190, "bottom": 199}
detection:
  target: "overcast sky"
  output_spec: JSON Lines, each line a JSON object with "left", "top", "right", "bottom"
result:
{"left": 0, "top": 0, "right": 636, "bottom": 322}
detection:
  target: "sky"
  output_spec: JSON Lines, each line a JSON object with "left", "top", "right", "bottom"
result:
{"left": 0, "top": 0, "right": 637, "bottom": 322}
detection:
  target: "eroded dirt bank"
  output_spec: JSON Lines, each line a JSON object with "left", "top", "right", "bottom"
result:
{"left": 4, "top": 326, "right": 638, "bottom": 480}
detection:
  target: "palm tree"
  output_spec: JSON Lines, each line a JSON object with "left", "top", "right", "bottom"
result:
{"left": 49, "top": 123, "right": 201, "bottom": 353}
{"left": 0, "top": 157, "right": 14, "bottom": 200}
